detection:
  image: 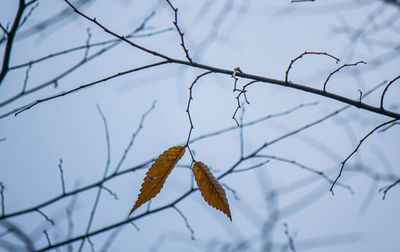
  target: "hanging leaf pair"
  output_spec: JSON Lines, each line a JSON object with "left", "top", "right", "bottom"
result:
{"left": 128, "top": 146, "right": 231, "bottom": 220}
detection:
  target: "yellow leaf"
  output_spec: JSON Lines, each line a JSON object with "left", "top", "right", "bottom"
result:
{"left": 192, "top": 161, "right": 232, "bottom": 220}
{"left": 129, "top": 146, "right": 185, "bottom": 215}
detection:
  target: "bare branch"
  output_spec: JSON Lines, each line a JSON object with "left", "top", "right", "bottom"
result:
{"left": 0, "top": 81, "right": 384, "bottom": 222}
{"left": 58, "top": 1, "right": 400, "bottom": 122}
{"left": 221, "top": 183, "right": 240, "bottom": 200}
{"left": 64, "top": 0, "right": 171, "bottom": 60}
{"left": 83, "top": 28, "right": 92, "bottom": 60}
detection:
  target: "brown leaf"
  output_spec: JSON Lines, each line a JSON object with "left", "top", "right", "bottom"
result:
{"left": 192, "top": 161, "right": 232, "bottom": 220}
{"left": 129, "top": 146, "right": 185, "bottom": 215}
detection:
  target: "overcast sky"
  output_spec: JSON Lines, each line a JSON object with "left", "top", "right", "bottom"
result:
{"left": 1, "top": 0, "right": 399, "bottom": 251}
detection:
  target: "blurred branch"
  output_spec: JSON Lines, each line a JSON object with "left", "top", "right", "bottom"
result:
{"left": 0, "top": 81, "right": 384, "bottom": 226}
{"left": 283, "top": 223, "right": 296, "bottom": 252}
{"left": 17, "top": 0, "right": 92, "bottom": 40}
{"left": 31, "top": 81, "right": 386, "bottom": 251}
{"left": 35, "top": 209, "right": 55, "bottom": 226}
{"left": 0, "top": 220, "right": 35, "bottom": 251}
{"left": 0, "top": 182, "right": 5, "bottom": 216}
{"left": 58, "top": 158, "right": 66, "bottom": 195}
{"left": 9, "top": 28, "right": 172, "bottom": 71}
{"left": 14, "top": 61, "right": 168, "bottom": 116}
{"left": 113, "top": 100, "right": 157, "bottom": 174}
{"left": 380, "top": 178, "right": 400, "bottom": 199}
{"left": 172, "top": 206, "right": 195, "bottom": 240}
{"left": 0, "top": 8, "right": 163, "bottom": 117}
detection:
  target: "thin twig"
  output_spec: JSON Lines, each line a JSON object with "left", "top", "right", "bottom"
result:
{"left": 66, "top": 194, "right": 78, "bottom": 252}
{"left": 22, "top": 64, "right": 32, "bottom": 93}
{"left": 380, "top": 74, "right": 400, "bottom": 109}
{"left": 113, "top": 101, "right": 157, "bottom": 174}
{"left": 58, "top": 159, "right": 66, "bottom": 195}
{"left": 36, "top": 209, "right": 55, "bottom": 225}
{"left": 78, "top": 104, "right": 114, "bottom": 251}
{"left": 323, "top": 61, "right": 366, "bottom": 92}
{"left": 380, "top": 178, "right": 400, "bottom": 199}
{"left": 83, "top": 28, "right": 92, "bottom": 60}
{"left": 0, "top": 182, "right": 5, "bottom": 216}
{"left": 100, "top": 185, "right": 119, "bottom": 200}
{"left": 232, "top": 160, "right": 270, "bottom": 174}
{"left": 99, "top": 228, "right": 122, "bottom": 252}
{"left": 43, "top": 230, "right": 52, "bottom": 247}
{"left": 172, "top": 206, "right": 195, "bottom": 240}
{"left": 185, "top": 71, "right": 213, "bottom": 161}
{"left": 232, "top": 80, "right": 258, "bottom": 125}
{"left": 1, "top": 8, "right": 163, "bottom": 114}
{"left": 129, "top": 221, "right": 140, "bottom": 231}
{"left": 96, "top": 105, "right": 111, "bottom": 178}
{"left": 239, "top": 103, "right": 245, "bottom": 158}
{"left": 291, "top": 0, "right": 315, "bottom": 2}
{"left": 255, "top": 154, "right": 353, "bottom": 193}
{"left": 330, "top": 118, "right": 399, "bottom": 193}
{"left": 87, "top": 237, "right": 96, "bottom": 252}
{"left": 64, "top": 0, "right": 171, "bottom": 60}
{"left": 221, "top": 183, "right": 240, "bottom": 200}
{"left": 285, "top": 51, "right": 340, "bottom": 83}
{"left": 165, "top": 0, "right": 193, "bottom": 63}
{"left": 19, "top": 2, "right": 39, "bottom": 27}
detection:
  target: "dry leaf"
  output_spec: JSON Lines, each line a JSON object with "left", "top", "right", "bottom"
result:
{"left": 192, "top": 161, "right": 232, "bottom": 220}
{"left": 129, "top": 146, "right": 185, "bottom": 215}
